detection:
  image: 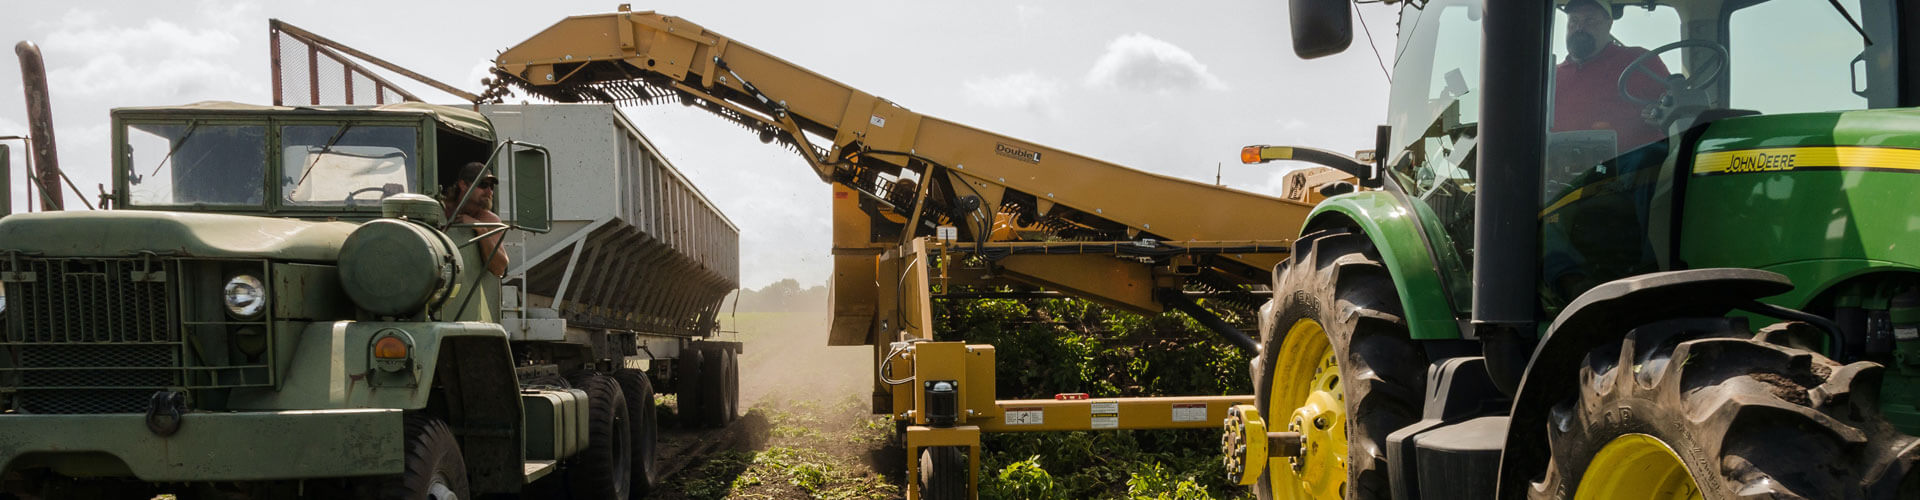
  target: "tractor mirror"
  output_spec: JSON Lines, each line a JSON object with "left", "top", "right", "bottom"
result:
{"left": 1292, "top": 0, "right": 1354, "bottom": 59}
{"left": 508, "top": 144, "right": 552, "bottom": 234}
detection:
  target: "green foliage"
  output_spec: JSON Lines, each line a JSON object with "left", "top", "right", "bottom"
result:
{"left": 936, "top": 296, "right": 1255, "bottom": 499}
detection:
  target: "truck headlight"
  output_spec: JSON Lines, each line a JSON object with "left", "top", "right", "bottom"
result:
{"left": 223, "top": 274, "right": 267, "bottom": 319}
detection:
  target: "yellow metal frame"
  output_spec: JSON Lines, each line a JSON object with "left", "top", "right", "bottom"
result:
{"left": 491, "top": 10, "right": 1306, "bottom": 498}
{"left": 904, "top": 425, "right": 982, "bottom": 500}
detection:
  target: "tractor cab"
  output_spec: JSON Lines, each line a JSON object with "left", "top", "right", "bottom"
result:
{"left": 1358, "top": 0, "right": 1902, "bottom": 315}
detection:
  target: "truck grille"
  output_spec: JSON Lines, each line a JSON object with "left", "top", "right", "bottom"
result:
{"left": 3, "top": 258, "right": 184, "bottom": 414}
{"left": 5, "top": 258, "right": 177, "bottom": 343}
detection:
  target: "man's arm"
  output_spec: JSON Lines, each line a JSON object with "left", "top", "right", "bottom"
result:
{"left": 456, "top": 211, "right": 511, "bottom": 277}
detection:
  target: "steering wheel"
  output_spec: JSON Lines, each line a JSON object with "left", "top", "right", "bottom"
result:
{"left": 1617, "top": 39, "right": 1728, "bottom": 106}
{"left": 345, "top": 184, "right": 400, "bottom": 202}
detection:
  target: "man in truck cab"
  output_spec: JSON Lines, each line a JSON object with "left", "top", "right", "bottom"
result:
{"left": 1552, "top": 0, "right": 1670, "bottom": 153}
{"left": 444, "top": 161, "right": 510, "bottom": 277}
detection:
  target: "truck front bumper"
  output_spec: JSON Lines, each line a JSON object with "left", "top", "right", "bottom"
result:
{"left": 0, "top": 408, "right": 403, "bottom": 481}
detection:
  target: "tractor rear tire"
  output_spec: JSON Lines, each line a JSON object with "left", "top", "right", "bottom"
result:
{"left": 1256, "top": 227, "right": 1427, "bottom": 500}
{"left": 918, "top": 446, "right": 968, "bottom": 500}
{"left": 382, "top": 415, "right": 470, "bottom": 500}
{"left": 566, "top": 372, "right": 633, "bottom": 500}
{"left": 675, "top": 348, "right": 707, "bottom": 429}
{"left": 1529, "top": 328, "right": 1920, "bottom": 499}
{"left": 612, "top": 369, "right": 661, "bottom": 497}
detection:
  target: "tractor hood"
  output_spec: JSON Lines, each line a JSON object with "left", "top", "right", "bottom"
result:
{"left": 0, "top": 210, "right": 358, "bottom": 261}
{"left": 1695, "top": 107, "right": 1920, "bottom": 152}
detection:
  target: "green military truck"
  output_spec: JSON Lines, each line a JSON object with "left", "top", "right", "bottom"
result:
{"left": 0, "top": 101, "right": 742, "bottom": 500}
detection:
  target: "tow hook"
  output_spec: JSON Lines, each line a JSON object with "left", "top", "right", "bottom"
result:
{"left": 1223, "top": 404, "right": 1307, "bottom": 485}
{"left": 145, "top": 391, "right": 187, "bottom": 437}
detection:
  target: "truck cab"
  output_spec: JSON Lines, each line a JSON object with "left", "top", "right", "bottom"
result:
{"left": 0, "top": 101, "right": 559, "bottom": 497}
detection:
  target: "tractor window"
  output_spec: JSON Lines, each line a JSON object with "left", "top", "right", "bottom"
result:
{"left": 1728, "top": 0, "right": 1881, "bottom": 113}
{"left": 1383, "top": 0, "right": 1484, "bottom": 313}
{"left": 280, "top": 124, "right": 419, "bottom": 207}
{"left": 125, "top": 123, "right": 267, "bottom": 207}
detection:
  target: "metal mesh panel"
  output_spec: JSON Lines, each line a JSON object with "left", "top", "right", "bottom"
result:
{"left": 4, "top": 259, "right": 176, "bottom": 343}
{"left": 271, "top": 26, "right": 419, "bottom": 106}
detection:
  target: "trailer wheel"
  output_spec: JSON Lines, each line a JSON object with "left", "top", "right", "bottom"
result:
{"left": 383, "top": 415, "right": 469, "bottom": 500}
{"left": 696, "top": 344, "right": 733, "bottom": 426}
{"left": 917, "top": 446, "right": 968, "bottom": 500}
{"left": 1256, "top": 228, "right": 1425, "bottom": 500}
{"left": 724, "top": 347, "right": 741, "bottom": 420}
{"left": 1528, "top": 328, "right": 1920, "bottom": 499}
{"left": 613, "top": 369, "right": 660, "bottom": 496}
{"left": 566, "top": 372, "right": 633, "bottom": 500}
{"left": 675, "top": 347, "right": 707, "bottom": 429}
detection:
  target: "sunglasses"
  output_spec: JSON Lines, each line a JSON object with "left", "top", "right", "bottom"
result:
{"left": 475, "top": 179, "right": 498, "bottom": 190}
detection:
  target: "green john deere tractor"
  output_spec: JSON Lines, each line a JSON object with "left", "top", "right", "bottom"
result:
{"left": 1221, "top": 0, "right": 1920, "bottom": 498}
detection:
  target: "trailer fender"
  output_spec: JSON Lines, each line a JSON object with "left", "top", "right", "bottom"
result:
{"left": 1491, "top": 268, "right": 1793, "bottom": 498}
{"left": 1306, "top": 192, "right": 1462, "bottom": 340}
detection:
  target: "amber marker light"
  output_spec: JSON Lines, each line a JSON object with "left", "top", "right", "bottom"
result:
{"left": 1241, "top": 145, "right": 1266, "bottom": 164}
{"left": 374, "top": 336, "right": 410, "bottom": 359}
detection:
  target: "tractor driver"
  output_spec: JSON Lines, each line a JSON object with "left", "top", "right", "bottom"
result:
{"left": 1552, "top": 0, "right": 1671, "bottom": 153}
{"left": 444, "top": 161, "right": 510, "bottom": 277}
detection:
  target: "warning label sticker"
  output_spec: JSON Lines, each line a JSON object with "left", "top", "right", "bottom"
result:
{"left": 1004, "top": 406, "right": 1044, "bottom": 426}
{"left": 1091, "top": 402, "right": 1119, "bottom": 414}
{"left": 1172, "top": 403, "right": 1208, "bottom": 423}
{"left": 1091, "top": 415, "right": 1119, "bottom": 429}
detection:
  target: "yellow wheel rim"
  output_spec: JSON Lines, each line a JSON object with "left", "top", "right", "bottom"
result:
{"left": 1574, "top": 433, "right": 1704, "bottom": 500}
{"left": 1266, "top": 319, "right": 1346, "bottom": 500}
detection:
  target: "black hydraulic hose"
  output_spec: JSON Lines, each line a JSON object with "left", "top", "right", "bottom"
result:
{"left": 1739, "top": 299, "right": 1849, "bottom": 361}
{"left": 1156, "top": 288, "right": 1260, "bottom": 354}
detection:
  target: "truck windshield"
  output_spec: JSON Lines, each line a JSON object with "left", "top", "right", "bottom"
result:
{"left": 281, "top": 124, "right": 419, "bottom": 207}
{"left": 125, "top": 123, "right": 268, "bottom": 207}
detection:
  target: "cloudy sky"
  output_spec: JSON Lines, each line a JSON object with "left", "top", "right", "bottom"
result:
{"left": 0, "top": 0, "right": 1399, "bottom": 289}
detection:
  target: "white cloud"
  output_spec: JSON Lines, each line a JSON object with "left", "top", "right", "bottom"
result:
{"left": 37, "top": 3, "right": 265, "bottom": 103}
{"left": 1084, "top": 33, "right": 1227, "bottom": 93}
{"left": 1015, "top": 5, "right": 1046, "bottom": 29}
{"left": 963, "top": 71, "right": 1063, "bottom": 117}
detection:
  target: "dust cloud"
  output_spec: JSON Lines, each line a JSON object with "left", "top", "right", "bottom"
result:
{"left": 717, "top": 282, "right": 873, "bottom": 411}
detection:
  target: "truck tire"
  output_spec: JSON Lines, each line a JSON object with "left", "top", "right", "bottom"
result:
{"left": 613, "top": 369, "right": 661, "bottom": 496}
{"left": 1256, "top": 228, "right": 1426, "bottom": 500}
{"left": 384, "top": 415, "right": 470, "bottom": 500}
{"left": 675, "top": 347, "right": 707, "bottom": 429}
{"left": 696, "top": 344, "right": 732, "bottom": 427}
{"left": 566, "top": 372, "right": 633, "bottom": 500}
{"left": 724, "top": 347, "right": 741, "bottom": 420}
{"left": 1528, "top": 330, "right": 1920, "bottom": 499}
{"left": 918, "top": 446, "right": 968, "bottom": 500}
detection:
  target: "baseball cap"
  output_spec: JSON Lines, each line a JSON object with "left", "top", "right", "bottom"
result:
{"left": 456, "top": 161, "right": 497, "bottom": 187}
{"left": 1563, "top": 0, "right": 1612, "bottom": 15}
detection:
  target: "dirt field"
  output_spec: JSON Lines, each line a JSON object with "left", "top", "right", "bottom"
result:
{"left": 646, "top": 310, "right": 904, "bottom": 500}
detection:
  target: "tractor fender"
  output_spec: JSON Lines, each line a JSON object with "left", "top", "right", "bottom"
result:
{"left": 1491, "top": 268, "right": 1794, "bottom": 498}
{"left": 1307, "top": 191, "right": 1464, "bottom": 340}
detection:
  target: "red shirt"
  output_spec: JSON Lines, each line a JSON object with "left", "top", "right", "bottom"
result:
{"left": 1553, "top": 43, "right": 1670, "bottom": 151}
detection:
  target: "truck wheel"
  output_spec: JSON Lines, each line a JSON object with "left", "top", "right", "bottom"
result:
{"left": 1256, "top": 228, "right": 1426, "bottom": 500}
{"left": 697, "top": 344, "right": 732, "bottom": 427}
{"left": 1529, "top": 330, "right": 1920, "bottom": 498}
{"left": 613, "top": 369, "right": 661, "bottom": 496}
{"left": 385, "top": 415, "right": 470, "bottom": 500}
{"left": 724, "top": 347, "right": 741, "bottom": 420}
{"left": 675, "top": 347, "right": 707, "bottom": 429}
{"left": 918, "top": 446, "right": 968, "bottom": 500}
{"left": 566, "top": 372, "right": 633, "bottom": 500}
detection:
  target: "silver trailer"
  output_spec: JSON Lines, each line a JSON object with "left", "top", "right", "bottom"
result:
{"left": 485, "top": 103, "right": 743, "bottom": 428}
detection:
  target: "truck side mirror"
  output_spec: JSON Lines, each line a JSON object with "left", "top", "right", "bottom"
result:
{"left": 508, "top": 144, "right": 552, "bottom": 233}
{"left": 1292, "top": 0, "right": 1354, "bottom": 59}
